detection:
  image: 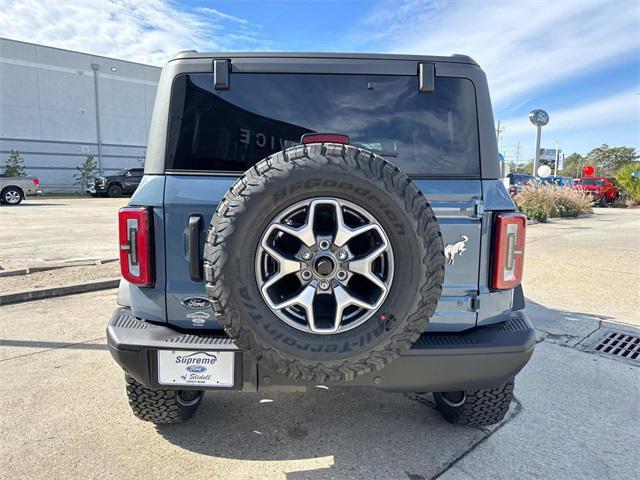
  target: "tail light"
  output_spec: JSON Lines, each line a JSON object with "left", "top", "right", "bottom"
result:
{"left": 32, "top": 178, "right": 39, "bottom": 187}
{"left": 118, "top": 207, "right": 154, "bottom": 286}
{"left": 491, "top": 213, "right": 526, "bottom": 290}
{"left": 301, "top": 133, "right": 350, "bottom": 145}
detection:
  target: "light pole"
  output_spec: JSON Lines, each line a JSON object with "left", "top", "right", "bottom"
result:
{"left": 496, "top": 120, "right": 506, "bottom": 176}
{"left": 91, "top": 63, "right": 104, "bottom": 176}
{"left": 528, "top": 109, "right": 549, "bottom": 177}
{"left": 554, "top": 140, "right": 560, "bottom": 176}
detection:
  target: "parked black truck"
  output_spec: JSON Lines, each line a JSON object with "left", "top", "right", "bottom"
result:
{"left": 86, "top": 168, "right": 144, "bottom": 197}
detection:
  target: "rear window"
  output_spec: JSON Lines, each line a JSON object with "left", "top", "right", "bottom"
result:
{"left": 580, "top": 178, "right": 604, "bottom": 186}
{"left": 510, "top": 174, "right": 532, "bottom": 184}
{"left": 166, "top": 73, "right": 480, "bottom": 176}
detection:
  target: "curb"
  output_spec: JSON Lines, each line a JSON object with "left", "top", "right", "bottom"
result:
{"left": 0, "top": 258, "right": 118, "bottom": 278}
{"left": 0, "top": 278, "right": 120, "bottom": 306}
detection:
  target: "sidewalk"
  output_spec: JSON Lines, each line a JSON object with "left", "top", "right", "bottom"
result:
{"left": 437, "top": 304, "right": 639, "bottom": 480}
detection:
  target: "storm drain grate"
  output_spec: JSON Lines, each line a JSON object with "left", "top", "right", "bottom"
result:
{"left": 590, "top": 331, "right": 640, "bottom": 364}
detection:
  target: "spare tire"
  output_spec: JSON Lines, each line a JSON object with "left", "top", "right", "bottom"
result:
{"left": 204, "top": 143, "right": 444, "bottom": 383}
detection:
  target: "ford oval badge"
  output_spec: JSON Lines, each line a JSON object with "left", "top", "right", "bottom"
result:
{"left": 186, "top": 365, "right": 207, "bottom": 373}
{"left": 181, "top": 296, "right": 212, "bottom": 309}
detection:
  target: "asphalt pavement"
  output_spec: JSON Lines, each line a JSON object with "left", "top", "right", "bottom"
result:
{"left": 523, "top": 208, "right": 639, "bottom": 326}
{"left": 0, "top": 197, "right": 126, "bottom": 270}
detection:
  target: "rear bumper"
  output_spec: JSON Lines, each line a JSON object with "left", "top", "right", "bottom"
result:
{"left": 107, "top": 308, "right": 536, "bottom": 393}
{"left": 86, "top": 184, "right": 108, "bottom": 194}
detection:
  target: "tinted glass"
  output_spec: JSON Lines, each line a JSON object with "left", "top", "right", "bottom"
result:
{"left": 167, "top": 73, "right": 480, "bottom": 175}
{"left": 510, "top": 174, "right": 532, "bottom": 184}
{"left": 580, "top": 178, "right": 603, "bottom": 186}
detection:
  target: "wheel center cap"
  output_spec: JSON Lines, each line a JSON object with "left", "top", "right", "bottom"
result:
{"left": 314, "top": 256, "right": 335, "bottom": 277}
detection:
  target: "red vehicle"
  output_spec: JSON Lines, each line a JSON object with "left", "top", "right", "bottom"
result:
{"left": 573, "top": 177, "right": 619, "bottom": 205}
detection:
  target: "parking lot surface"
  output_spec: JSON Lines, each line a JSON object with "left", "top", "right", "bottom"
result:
{"left": 1, "top": 201, "right": 639, "bottom": 479}
{"left": 0, "top": 197, "right": 126, "bottom": 270}
{"left": 524, "top": 208, "right": 640, "bottom": 326}
{"left": 1, "top": 290, "right": 638, "bottom": 479}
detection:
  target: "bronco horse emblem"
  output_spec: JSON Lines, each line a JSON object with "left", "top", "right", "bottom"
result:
{"left": 444, "top": 235, "right": 469, "bottom": 265}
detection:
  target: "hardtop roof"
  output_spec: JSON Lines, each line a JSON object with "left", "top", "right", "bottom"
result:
{"left": 170, "top": 51, "right": 478, "bottom": 66}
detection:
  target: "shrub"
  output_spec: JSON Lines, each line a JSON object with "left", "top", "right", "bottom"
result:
{"left": 553, "top": 187, "right": 593, "bottom": 217}
{"left": 614, "top": 163, "right": 640, "bottom": 204}
{"left": 2, "top": 149, "right": 27, "bottom": 177}
{"left": 514, "top": 186, "right": 592, "bottom": 222}
{"left": 74, "top": 155, "right": 98, "bottom": 193}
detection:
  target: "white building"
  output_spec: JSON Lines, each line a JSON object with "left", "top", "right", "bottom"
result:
{"left": 0, "top": 38, "right": 161, "bottom": 191}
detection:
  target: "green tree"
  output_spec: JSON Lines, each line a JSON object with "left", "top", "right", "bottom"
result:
{"left": 510, "top": 161, "right": 533, "bottom": 175}
{"left": 586, "top": 144, "right": 638, "bottom": 175}
{"left": 74, "top": 155, "right": 98, "bottom": 192}
{"left": 2, "top": 149, "right": 27, "bottom": 177}
{"left": 614, "top": 162, "right": 640, "bottom": 203}
{"left": 560, "top": 153, "right": 584, "bottom": 177}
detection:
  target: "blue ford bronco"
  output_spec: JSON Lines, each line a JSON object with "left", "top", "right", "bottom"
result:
{"left": 107, "top": 52, "right": 534, "bottom": 426}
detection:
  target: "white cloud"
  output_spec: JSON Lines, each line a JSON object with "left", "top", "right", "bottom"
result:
{"left": 354, "top": 0, "right": 640, "bottom": 108}
{"left": 195, "top": 7, "right": 249, "bottom": 25}
{"left": 501, "top": 90, "right": 640, "bottom": 134}
{"left": 0, "top": 0, "right": 272, "bottom": 66}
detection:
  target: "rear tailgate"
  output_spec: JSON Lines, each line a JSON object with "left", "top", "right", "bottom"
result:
{"left": 164, "top": 175, "right": 233, "bottom": 329}
{"left": 164, "top": 175, "right": 482, "bottom": 332}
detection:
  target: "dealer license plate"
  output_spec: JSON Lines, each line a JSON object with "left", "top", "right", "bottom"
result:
{"left": 157, "top": 350, "right": 235, "bottom": 387}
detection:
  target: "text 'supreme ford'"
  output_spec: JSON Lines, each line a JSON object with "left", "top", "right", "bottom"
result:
{"left": 107, "top": 52, "right": 534, "bottom": 427}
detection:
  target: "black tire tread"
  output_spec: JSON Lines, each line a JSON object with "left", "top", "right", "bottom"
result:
{"left": 204, "top": 143, "right": 444, "bottom": 383}
{"left": 125, "top": 375, "right": 201, "bottom": 425}
{"left": 434, "top": 381, "right": 514, "bottom": 427}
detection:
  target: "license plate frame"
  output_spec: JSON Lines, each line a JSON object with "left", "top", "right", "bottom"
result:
{"left": 157, "top": 350, "right": 235, "bottom": 388}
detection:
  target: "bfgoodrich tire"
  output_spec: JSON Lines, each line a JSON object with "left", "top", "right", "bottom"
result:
{"left": 125, "top": 375, "right": 203, "bottom": 424}
{"left": 204, "top": 143, "right": 445, "bottom": 383}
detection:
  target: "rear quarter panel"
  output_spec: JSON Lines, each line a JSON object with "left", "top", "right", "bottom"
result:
{"left": 121, "top": 175, "right": 167, "bottom": 322}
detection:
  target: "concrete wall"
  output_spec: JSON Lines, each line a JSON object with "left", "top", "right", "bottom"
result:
{"left": 0, "top": 38, "right": 161, "bottom": 192}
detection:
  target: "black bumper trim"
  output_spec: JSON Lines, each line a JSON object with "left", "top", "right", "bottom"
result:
{"left": 107, "top": 308, "right": 535, "bottom": 392}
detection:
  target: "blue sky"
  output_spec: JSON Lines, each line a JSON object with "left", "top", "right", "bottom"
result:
{"left": 1, "top": 0, "right": 638, "bottom": 162}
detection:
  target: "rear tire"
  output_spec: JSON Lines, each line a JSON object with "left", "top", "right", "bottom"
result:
{"left": 2, "top": 187, "right": 23, "bottom": 205}
{"left": 107, "top": 184, "right": 123, "bottom": 198}
{"left": 434, "top": 380, "right": 514, "bottom": 427}
{"left": 125, "top": 375, "right": 204, "bottom": 424}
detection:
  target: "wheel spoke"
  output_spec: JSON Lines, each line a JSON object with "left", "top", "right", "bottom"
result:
{"left": 335, "top": 223, "right": 379, "bottom": 248}
{"left": 260, "top": 241, "right": 303, "bottom": 294}
{"left": 332, "top": 285, "right": 375, "bottom": 332}
{"left": 329, "top": 198, "right": 381, "bottom": 247}
{"left": 269, "top": 200, "right": 319, "bottom": 247}
{"left": 347, "top": 244, "right": 389, "bottom": 296}
{"left": 270, "top": 284, "right": 316, "bottom": 329}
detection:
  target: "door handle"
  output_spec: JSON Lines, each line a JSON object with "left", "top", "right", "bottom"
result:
{"left": 188, "top": 215, "right": 202, "bottom": 281}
